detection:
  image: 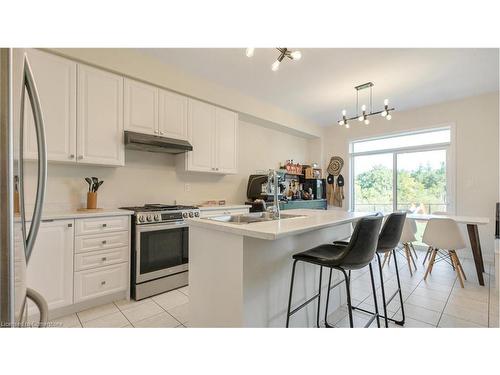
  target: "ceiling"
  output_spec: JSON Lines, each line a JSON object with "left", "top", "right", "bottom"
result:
{"left": 138, "top": 48, "right": 499, "bottom": 127}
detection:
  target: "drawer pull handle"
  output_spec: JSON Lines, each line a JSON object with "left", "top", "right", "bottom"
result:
{"left": 101, "top": 281, "right": 106, "bottom": 285}
{"left": 102, "top": 240, "right": 107, "bottom": 244}
{"left": 102, "top": 224, "right": 107, "bottom": 228}
{"left": 101, "top": 257, "right": 107, "bottom": 261}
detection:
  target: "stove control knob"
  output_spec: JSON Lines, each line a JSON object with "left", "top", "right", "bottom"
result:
{"left": 182, "top": 212, "right": 188, "bottom": 218}
{"left": 154, "top": 214, "right": 161, "bottom": 221}
{"left": 138, "top": 216, "right": 145, "bottom": 223}
{"left": 146, "top": 215, "right": 153, "bottom": 222}
{"left": 194, "top": 211, "right": 199, "bottom": 217}
{"left": 189, "top": 212, "right": 194, "bottom": 218}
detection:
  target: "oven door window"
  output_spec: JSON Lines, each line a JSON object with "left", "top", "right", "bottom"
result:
{"left": 139, "top": 227, "right": 188, "bottom": 275}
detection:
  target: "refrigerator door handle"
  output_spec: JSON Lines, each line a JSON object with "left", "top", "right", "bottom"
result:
{"left": 18, "top": 53, "right": 47, "bottom": 263}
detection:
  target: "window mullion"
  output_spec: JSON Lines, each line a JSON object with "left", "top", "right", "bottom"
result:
{"left": 393, "top": 152, "right": 397, "bottom": 212}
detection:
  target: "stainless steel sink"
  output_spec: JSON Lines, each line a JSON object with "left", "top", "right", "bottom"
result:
{"left": 204, "top": 212, "right": 305, "bottom": 224}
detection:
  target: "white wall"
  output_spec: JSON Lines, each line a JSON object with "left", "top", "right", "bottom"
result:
{"left": 322, "top": 92, "right": 500, "bottom": 261}
{"left": 23, "top": 119, "right": 312, "bottom": 210}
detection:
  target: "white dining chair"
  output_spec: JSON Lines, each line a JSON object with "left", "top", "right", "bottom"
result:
{"left": 422, "top": 211, "right": 448, "bottom": 265}
{"left": 422, "top": 218, "right": 467, "bottom": 287}
{"left": 381, "top": 218, "right": 417, "bottom": 275}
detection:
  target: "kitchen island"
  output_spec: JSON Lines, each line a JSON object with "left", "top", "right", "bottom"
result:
{"left": 187, "top": 209, "right": 371, "bottom": 327}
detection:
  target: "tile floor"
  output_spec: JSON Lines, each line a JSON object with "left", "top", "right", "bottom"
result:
{"left": 52, "top": 251, "right": 499, "bottom": 328}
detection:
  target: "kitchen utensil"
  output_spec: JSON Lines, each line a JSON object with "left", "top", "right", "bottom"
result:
{"left": 85, "top": 177, "right": 93, "bottom": 192}
{"left": 93, "top": 180, "right": 104, "bottom": 192}
{"left": 91, "top": 176, "right": 98, "bottom": 189}
{"left": 327, "top": 156, "right": 344, "bottom": 176}
{"left": 327, "top": 174, "right": 334, "bottom": 184}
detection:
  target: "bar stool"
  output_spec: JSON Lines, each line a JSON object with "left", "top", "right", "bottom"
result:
{"left": 353, "top": 212, "right": 407, "bottom": 327}
{"left": 285, "top": 215, "right": 383, "bottom": 328}
{"left": 422, "top": 218, "right": 467, "bottom": 288}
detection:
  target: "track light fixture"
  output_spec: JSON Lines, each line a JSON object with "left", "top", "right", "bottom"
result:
{"left": 337, "top": 82, "right": 395, "bottom": 128}
{"left": 245, "top": 48, "right": 302, "bottom": 71}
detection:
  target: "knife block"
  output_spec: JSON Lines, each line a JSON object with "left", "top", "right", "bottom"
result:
{"left": 87, "top": 192, "right": 97, "bottom": 209}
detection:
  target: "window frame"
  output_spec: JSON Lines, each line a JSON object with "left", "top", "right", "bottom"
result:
{"left": 349, "top": 124, "right": 456, "bottom": 214}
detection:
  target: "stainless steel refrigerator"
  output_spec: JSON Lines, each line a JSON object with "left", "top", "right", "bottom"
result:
{"left": 1, "top": 48, "right": 48, "bottom": 327}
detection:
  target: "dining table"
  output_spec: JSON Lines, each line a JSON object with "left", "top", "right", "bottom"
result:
{"left": 407, "top": 213, "right": 490, "bottom": 286}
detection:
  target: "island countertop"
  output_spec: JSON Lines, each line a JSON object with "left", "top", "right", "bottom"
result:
{"left": 186, "top": 209, "right": 371, "bottom": 240}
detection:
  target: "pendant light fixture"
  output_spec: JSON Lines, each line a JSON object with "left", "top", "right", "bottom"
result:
{"left": 245, "top": 48, "right": 302, "bottom": 71}
{"left": 337, "top": 82, "right": 395, "bottom": 128}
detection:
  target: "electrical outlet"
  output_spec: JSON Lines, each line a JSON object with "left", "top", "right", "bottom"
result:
{"left": 184, "top": 183, "right": 191, "bottom": 192}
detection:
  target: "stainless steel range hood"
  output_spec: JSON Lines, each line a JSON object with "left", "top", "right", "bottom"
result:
{"left": 124, "top": 131, "right": 193, "bottom": 154}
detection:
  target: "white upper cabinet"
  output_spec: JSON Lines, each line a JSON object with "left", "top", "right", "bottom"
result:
{"left": 124, "top": 78, "right": 158, "bottom": 135}
{"left": 159, "top": 89, "right": 188, "bottom": 140}
{"left": 27, "top": 220, "right": 74, "bottom": 315}
{"left": 186, "top": 99, "right": 216, "bottom": 172}
{"left": 215, "top": 107, "right": 238, "bottom": 174}
{"left": 77, "top": 64, "right": 124, "bottom": 166}
{"left": 185, "top": 99, "right": 239, "bottom": 174}
{"left": 22, "top": 49, "right": 77, "bottom": 162}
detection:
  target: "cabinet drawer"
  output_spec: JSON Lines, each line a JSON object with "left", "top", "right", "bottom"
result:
{"left": 75, "top": 247, "right": 129, "bottom": 271}
{"left": 75, "top": 216, "right": 129, "bottom": 235}
{"left": 75, "top": 231, "right": 129, "bottom": 253}
{"left": 74, "top": 263, "right": 128, "bottom": 303}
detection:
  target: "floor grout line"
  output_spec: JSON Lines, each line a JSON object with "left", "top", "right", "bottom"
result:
{"left": 148, "top": 296, "right": 184, "bottom": 326}
{"left": 113, "top": 301, "right": 134, "bottom": 327}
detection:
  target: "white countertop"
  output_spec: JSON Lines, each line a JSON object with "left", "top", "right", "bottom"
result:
{"left": 407, "top": 213, "right": 489, "bottom": 225}
{"left": 16, "top": 208, "right": 133, "bottom": 222}
{"left": 187, "top": 209, "right": 371, "bottom": 240}
{"left": 197, "top": 205, "right": 249, "bottom": 211}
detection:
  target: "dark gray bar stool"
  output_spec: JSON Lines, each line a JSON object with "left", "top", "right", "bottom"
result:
{"left": 351, "top": 212, "right": 407, "bottom": 327}
{"left": 285, "top": 215, "right": 383, "bottom": 328}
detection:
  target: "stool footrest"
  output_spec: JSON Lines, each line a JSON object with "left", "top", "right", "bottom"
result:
{"left": 289, "top": 293, "right": 320, "bottom": 317}
{"left": 352, "top": 305, "right": 404, "bottom": 326}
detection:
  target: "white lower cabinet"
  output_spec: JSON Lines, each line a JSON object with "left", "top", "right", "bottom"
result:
{"left": 26, "top": 215, "right": 130, "bottom": 316}
{"left": 74, "top": 216, "right": 130, "bottom": 303}
{"left": 27, "top": 220, "right": 74, "bottom": 315}
{"left": 74, "top": 263, "right": 128, "bottom": 303}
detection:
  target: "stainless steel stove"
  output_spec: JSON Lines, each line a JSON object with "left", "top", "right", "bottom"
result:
{"left": 120, "top": 204, "right": 200, "bottom": 300}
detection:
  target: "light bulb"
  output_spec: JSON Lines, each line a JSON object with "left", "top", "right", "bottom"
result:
{"left": 271, "top": 60, "right": 280, "bottom": 71}
{"left": 384, "top": 99, "right": 389, "bottom": 106}
{"left": 338, "top": 120, "right": 344, "bottom": 126}
{"left": 358, "top": 115, "right": 364, "bottom": 122}
{"left": 364, "top": 119, "right": 370, "bottom": 125}
{"left": 386, "top": 114, "right": 392, "bottom": 120}
{"left": 381, "top": 110, "right": 388, "bottom": 117}
{"left": 245, "top": 48, "right": 255, "bottom": 58}
{"left": 361, "top": 104, "right": 366, "bottom": 111}
{"left": 342, "top": 109, "right": 347, "bottom": 116}
{"left": 290, "top": 51, "right": 302, "bottom": 60}
{"left": 345, "top": 123, "right": 350, "bottom": 129}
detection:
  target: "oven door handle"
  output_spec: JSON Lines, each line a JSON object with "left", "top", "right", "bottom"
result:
{"left": 136, "top": 221, "right": 189, "bottom": 232}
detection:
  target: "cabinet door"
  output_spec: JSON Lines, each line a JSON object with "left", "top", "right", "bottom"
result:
{"left": 186, "top": 99, "right": 215, "bottom": 172}
{"left": 77, "top": 64, "right": 124, "bottom": 166}
{"left": 158, "top": 89, "right": 188, "bottom": 140}
{"left": 26, "top": 220, "right": 74, "bottom": 314}
{"left": 215, "top": 108, "right": 238, "bottom": 174}
{"left": 124, "top": 78, "right": 158, "bottom": 135}
{"left": 22, "top": 49, "right": 77, "bottom": 162}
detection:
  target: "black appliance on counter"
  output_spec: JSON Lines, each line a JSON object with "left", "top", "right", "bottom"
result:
{"left": 119, "top": 204, "right": 200, "bottom": 300}
{"left": 301, "top": 178, "right": 327, "bottom": 200}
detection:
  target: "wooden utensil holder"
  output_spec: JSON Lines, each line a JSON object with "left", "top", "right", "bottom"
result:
{"left": 87, "top": 192, "right": 97, "bottom": 209}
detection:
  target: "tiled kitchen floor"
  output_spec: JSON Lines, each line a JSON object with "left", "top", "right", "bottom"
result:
{"left": 52, "top": 250, "right": 499, "bottom": 328}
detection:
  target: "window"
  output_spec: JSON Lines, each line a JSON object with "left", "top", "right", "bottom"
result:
{"left": 350, "top": 127, "right": 453, "bottom": 215}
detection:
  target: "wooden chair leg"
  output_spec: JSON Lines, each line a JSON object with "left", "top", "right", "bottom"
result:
{"left": 424, "top": 249, "right": 437, "bottom": 280}
{"left": 451, "top": 251, "right": 465, "bottom": 288}
{"left": 449, "top": 252, "right": 455, "bottom": 270}
{"left": 381, "top": 252, "right": 390, "bottom": 269}
{"left": 454, "top": 251, "right": 467, "bottom": 281}
{"left": 422, "top": 246, "right": 432, "bottom": 265}
{"left": 407, "top": 244, "right": 417, "bottom": 271}
{"left": 410, "top": 242, "right": 418, "bottom": 259}
{"left": 404, "top": 244, "right": 413, "bottom": 276}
